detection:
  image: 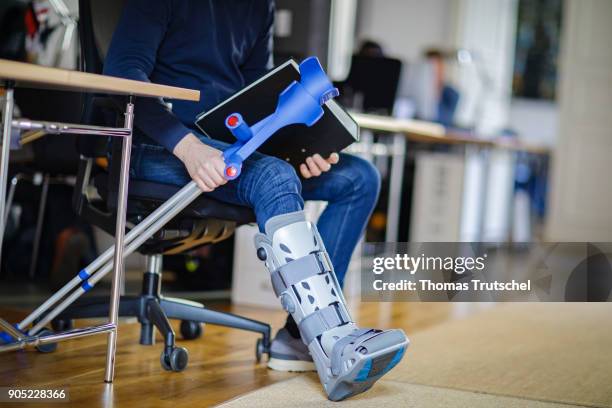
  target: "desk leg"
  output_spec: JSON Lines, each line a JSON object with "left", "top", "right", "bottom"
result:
{"left": 104, "top": 101, "right": 134, "bottom": 383}
{"left": 385, "top": 133, "right": 406, "bottom": 243}
{"left": 477, "top": 147, "right": 491, "bottom": 242}
{"left": 360, "top": 129, "right": 374, "bottom": 162}
{"left": 0, "top": 83, "right": 14, "bottom": 266}
{"left": 29, "top": 174, "right": 49, "bottom": 278}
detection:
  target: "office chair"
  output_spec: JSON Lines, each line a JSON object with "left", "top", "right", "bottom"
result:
{"left": 49, "top": 0, "right": 271, "bottom": 371}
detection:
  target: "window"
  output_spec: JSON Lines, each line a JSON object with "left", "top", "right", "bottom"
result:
{"left": 512, "top": 0, "right": 563, "bottom": 100}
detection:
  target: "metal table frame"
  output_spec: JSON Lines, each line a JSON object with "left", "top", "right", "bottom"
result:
{"left": 0, "top": 80, "right": 209, "bottom": 383}
{"left": 0, "top": 80, "right": 133, "bottom": 383}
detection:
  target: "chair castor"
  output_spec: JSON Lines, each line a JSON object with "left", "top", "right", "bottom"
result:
{"left": 160, "top": 346, "right": 189, "bottom": 372}
{"left": 179, "top": 320, "right": 203, "bottom": 340}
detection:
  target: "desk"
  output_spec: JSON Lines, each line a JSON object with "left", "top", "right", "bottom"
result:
{"left": 0, "top": 58, "right": 199, "bottom": 383}
{"left": 351, "top": 112, "right": 550, "bottom": 152}
{"left": 350, "top": 112, "right": 550, "bottom": 242}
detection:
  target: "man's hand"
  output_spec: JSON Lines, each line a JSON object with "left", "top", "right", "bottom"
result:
{"left": 299, "top": 153, "right": 340, "bottom": 179}
{"left": 173, "top": 133, "right": 228, "bottom": 192}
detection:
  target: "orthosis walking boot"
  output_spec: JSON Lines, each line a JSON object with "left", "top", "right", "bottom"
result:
{"left": 255, "top": 211, "right": 409, "bottom": 401}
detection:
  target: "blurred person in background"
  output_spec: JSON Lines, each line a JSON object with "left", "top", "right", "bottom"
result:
{"left": 403, "top": 48, "right": 460, "bottom": 127}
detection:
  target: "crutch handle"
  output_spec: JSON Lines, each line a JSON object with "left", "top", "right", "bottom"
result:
{"left": 222, "top": 57, "right": 338, "bottom": 180}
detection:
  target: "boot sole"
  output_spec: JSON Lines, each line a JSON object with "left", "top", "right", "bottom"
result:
{"left": 327, "top": 340, "right": 408, "bottom": 401}
{"left": 267, "top": 357, "right": 316, "bottom": 372}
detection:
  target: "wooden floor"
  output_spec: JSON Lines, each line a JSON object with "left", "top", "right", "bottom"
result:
{"left": 0, "top": 300, "right": 493, "bottom": 407}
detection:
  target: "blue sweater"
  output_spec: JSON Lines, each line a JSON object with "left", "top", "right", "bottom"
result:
{"left": 103, "top": 0, "right": 274, "bottom": 152}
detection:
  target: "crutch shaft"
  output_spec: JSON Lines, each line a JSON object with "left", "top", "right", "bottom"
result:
{"left": 18, "top": 181, "right": 199, "bottom": 329}
{"left": 29, "top": 182, "right": 203, "bottom": 334}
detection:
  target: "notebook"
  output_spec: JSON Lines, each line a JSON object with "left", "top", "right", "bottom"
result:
{"left": 194, "top": 59, "right": 359, "bottom": 167}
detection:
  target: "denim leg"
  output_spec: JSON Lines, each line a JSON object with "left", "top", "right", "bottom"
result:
{"left": 130, "top": 135, "right": 303, "bottom": 231}
{"left": 301, "top": 154, "right": 381, "bottom": 286}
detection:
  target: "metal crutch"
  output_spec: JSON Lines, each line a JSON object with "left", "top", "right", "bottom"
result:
{"left": 28, "top": 182, "right": 203, "bottom": 335}
{"left": 17, "top": 180, "right": 200, "bottom": 332}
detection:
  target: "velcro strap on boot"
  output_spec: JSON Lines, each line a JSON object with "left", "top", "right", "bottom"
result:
{"left": 299, "top": 303, "right": 351, "bottom": 345}
{"left": 270, "top": 252, "right": 332, "bottom": 296}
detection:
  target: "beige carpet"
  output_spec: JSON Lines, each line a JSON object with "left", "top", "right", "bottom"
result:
{"left": 218, "top": 303, "right": 612, "bottom": 407}
{"left": 218, "top": 375, "right": 577, "bottom": 408}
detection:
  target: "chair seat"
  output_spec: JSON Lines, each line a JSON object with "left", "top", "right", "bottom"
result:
{"left": 95, "top": 173, "right": 256, "bottom": 225}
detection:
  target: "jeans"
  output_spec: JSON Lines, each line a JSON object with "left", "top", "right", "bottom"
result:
{"left": 128, "top": 133, "right": 381, "bottom": 285}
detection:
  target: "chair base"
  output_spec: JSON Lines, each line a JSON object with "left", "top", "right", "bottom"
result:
{"left": 50, "top": 270, "right": 271, "bottom": 371}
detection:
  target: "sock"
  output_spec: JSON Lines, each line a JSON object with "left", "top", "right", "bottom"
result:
{"left": 283, "top": 314, "right": 301, "bottom": 339}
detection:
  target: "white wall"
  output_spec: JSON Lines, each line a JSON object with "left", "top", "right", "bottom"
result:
{"left": 546, "top": 0, "right": 612, "bottom": 241}
{"left": 357, "top": 0, "right": 453, "bottom": 62}
{"left": 448, "top": 0, "right": 518, "bottom": 134}
{"left": 328, "top": 0, "right": 359, "bottom": 80}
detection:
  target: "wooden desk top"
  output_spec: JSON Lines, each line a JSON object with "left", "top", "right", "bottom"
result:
{"left": 351, "top": 112, "right": 550, "bottom": 155}
{"left": 0, "top": 59, "right": 200, "bottom": 101}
